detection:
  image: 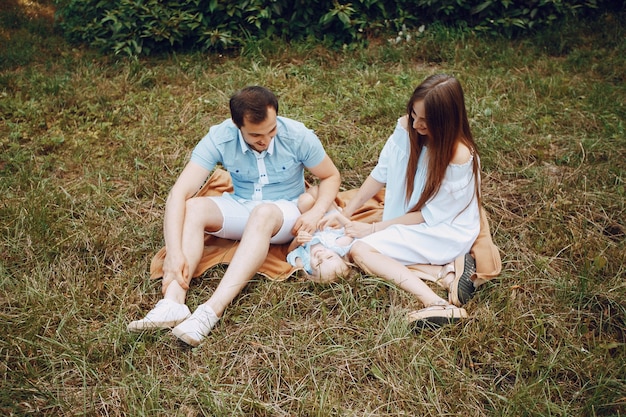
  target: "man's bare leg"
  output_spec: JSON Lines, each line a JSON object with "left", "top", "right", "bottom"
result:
{"left": 172, "top": 203, "right": 284, "bottom": 346}
{"left": 127, "top": 197, "right": 224, "bottom": 332}
{"left": 162, "top": 196, "right": 225, "bottom": 300}
{"left": 204, "top": 203, "right": 283, "bottom": 316}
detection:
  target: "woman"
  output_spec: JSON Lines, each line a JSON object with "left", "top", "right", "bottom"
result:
{"left": 322, "top": 74, "right": 481, "bottom": 327}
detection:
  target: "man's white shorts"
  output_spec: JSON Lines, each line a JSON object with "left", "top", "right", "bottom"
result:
{"left": 207, "top": 192, "right": 300, "bottom": 244}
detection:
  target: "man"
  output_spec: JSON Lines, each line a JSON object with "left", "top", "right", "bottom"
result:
{"left": 128, "top": 86, "right": 341, "bottom": 346}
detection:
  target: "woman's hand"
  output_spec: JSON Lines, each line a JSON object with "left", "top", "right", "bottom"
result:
{"left": 344, "top": 220, "right": 377, "bottom": 239}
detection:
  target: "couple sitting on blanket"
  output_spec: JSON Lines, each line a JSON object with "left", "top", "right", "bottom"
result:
{"left": 128, "top": 77, "right": 501, "bottom": 347}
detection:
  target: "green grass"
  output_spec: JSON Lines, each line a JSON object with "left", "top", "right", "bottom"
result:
{"left": 1, "top": 3, "right": 625, "bottom": 416}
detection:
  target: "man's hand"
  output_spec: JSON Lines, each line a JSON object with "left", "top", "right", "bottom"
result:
{"left": 161, "top": 251, "right": 190, "bottom": 293}
{"left": 291, "top": 208, "right": 323, "bottom": 235}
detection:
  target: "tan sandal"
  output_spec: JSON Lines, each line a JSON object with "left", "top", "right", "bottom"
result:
{"left": 407, "top": 303, "right": 468, "bottom": 329}
{"left": 448, "top": 253, "right": 477, "bottom": 307}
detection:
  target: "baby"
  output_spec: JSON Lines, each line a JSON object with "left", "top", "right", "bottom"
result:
{"left": 287, "top": 227, "right": 354, "bottom": 283}
{"left": 287, "top": 188, "right": 354, "bottom": 283}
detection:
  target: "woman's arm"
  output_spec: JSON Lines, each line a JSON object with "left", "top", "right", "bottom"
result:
{"left": 372, "top": 210, "right": 425, "bottom": 231}
{"left": 342, "top": 210, "right": 425, "bottom": 239}
{"left": 341, "top": 175, "right": 385, "bottom": 218}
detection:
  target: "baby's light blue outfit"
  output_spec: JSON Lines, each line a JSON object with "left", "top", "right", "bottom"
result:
{"left": 287, "top": 228, "right": 354, "bottom": 274}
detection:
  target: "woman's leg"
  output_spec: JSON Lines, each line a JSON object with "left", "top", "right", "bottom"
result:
{"left": 349, "top": 241, "right": 447, "bottom": 307}
{"left": 350, "top": 241, "right": 469, "bottom": 326}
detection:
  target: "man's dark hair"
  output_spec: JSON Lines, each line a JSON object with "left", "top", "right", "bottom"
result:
{"left": 229, "top": 86, "right": 279, "bottom": 128}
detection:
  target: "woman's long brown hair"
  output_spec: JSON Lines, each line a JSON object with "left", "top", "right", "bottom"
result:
{"left": 405, "top": 74, "right": 481, "bottom": 213}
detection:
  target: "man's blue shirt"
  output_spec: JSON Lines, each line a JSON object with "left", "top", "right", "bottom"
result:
{"left": 190, "top": 116, "right": 326, "bottom": 201}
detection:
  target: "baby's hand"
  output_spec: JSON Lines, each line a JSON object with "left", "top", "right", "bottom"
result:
{"left": 296, "top": 230, "right": 313, "bottom": 245}
{"left": 318, "top": 210, "right": 349, "bottom": 229}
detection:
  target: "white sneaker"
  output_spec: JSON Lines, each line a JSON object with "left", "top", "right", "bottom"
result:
{"left": 127, "top": 299, "right": 191, "bottom": 332}
{"left": 172, "top": 304, "right": 220, "bottom": 347}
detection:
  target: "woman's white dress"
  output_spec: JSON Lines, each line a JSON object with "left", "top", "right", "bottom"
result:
{"left": 360, "top": 119, "right": 480, "bottom": 265}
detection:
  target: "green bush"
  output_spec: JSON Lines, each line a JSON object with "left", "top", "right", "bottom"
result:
{"left": 420, "top": 0, "right": 604, "bottom": 36}
{"left": 54, "top": 0, "right": 610, "bottom": 56}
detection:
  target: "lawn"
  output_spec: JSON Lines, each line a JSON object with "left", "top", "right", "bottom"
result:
{"left": 1, "top": 2, "right": 625, "bottom": 416}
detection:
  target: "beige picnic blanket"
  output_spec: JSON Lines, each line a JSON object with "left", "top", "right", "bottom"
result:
{"left": 150, "top": 168, "right": 501, "bottom": 286}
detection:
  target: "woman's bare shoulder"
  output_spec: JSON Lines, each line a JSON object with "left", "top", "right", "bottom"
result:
{"left": 399, "top": 115, "right": 409, "bottom": 130}
{"left": 451, "top": 140, "right": 473, "bottom": 165}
